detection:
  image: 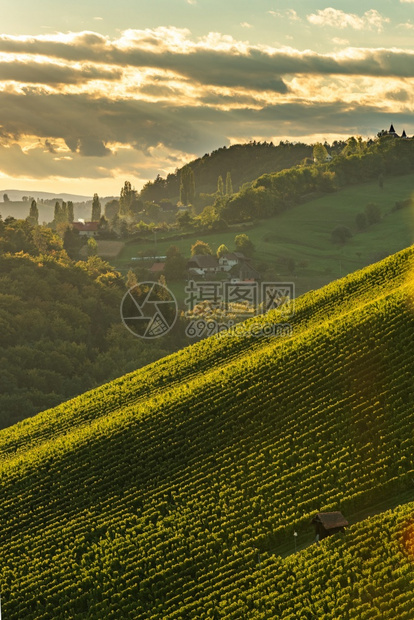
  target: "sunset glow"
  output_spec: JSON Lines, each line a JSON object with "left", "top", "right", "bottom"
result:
{"left": 0, "top": 1, "right": 413, "bottom": 195}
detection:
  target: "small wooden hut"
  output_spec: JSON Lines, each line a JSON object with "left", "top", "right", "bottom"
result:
{"left": 311, "top": 512, "right": 348, "bottom": 541}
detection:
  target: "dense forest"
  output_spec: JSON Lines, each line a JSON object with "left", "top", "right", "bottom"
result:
{"left": 214, "top": 135, "right": 414, "bottom": 224}
{"left": 0, "top": 218, "right": 184, "bottom": 428}
{"left": 139, "top": 141, "right": 315, "bottom": 204}
{"left": 108, "top": 135, "right": 414, "bottom": 236}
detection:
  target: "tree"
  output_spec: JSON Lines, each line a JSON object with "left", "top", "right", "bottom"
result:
{"left": 87, "top": 237, "right": 98, "bottom": 257}
{"left": 129, "top": 197, "right": 144, "bottom": 219}
{"left": 67, "top": 201, "right": 74, "bottom": 223}
{"left": 191, "top": 240, "right": 213, "bottom": 256}
{"left": 119, "top": 220, "right": 129, "bottom": 239}
{"left": 91, "top": 193, "right": 101, "bottom": 221}
{"left": 331, "top": 226, "right": 352, "bottom": 244}
{"left": 217, "top": 175, "right": 224, "bottom": 196}
{"left": 119, "top": 181, "right": 138, "bottom": 216}
{"left": 199, "top": 205, "right": 222, "bottom": 230}
{"left": 105, "top": 199, "right": 120, "bottom": 221}
{"left": 3, "top": 193, "right": 9, "bottom": 202}
{"left": 61, "top": 201, "right": 68, "bottom": 223}
{"left": 312, "top": 143, "right": 329, "bottom": 164}
{"left": 225, "top": 172, "right": 233, "bottom": 195}
{"left": 235, "top": 233, "right": 254, "bottom": 257}
{"left": 342, "top": 136, "right": 360, "bottom": 156}
{"left": 145, "top": 202, "right": 161, "bottom": 222}
{"left": 365, "top": 203, "right": 381, "bottom": 225}
{"left": 63, "top": 227, "right": 81, "bottom": 259}
{"left": 164, "top": 245, "right": 187, "bottom": 281}
{"left": 217, "top": 244, "right": 229, "bottom": 258}
{"left": 28, "top": 200, "right": 39, "bottom": 225}
{"left": 99, "top": 215, "right": 109, "bottom": 231}
{"left": 180, "top": 168, "right": 195, "bottom": 205}
{"left": 126, "top": 269, "right": 138, "bottom": 289}
{"left": 54, "top": 202, "right": 62, "bottom": 225}
{"left": 176, "top": 211, "right": 194, "bottom": 230}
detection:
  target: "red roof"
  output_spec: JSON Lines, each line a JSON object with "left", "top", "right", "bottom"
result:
{"left": 149, "top": 262, "right": 165, "bottom": 272}
{"left": 72, "top": 222, "right": 99, "bottom": 231}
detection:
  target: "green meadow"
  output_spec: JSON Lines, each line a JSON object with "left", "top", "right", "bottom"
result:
{"left": 114, "top": 173, "right": 414, "bottom": 298}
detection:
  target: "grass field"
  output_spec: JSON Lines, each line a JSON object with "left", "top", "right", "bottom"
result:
{"left": 114, "top": 174, "right": 414, "bottom": 298}
{"left": 92, "top": 239, "right": 125, "bottom": 258}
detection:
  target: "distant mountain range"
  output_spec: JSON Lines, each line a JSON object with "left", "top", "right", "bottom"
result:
{"left": 0, "top": 190, "right": 118, "bottom": 223}
{"left": 0, "top": 189, "right": 92, "bottom": 203}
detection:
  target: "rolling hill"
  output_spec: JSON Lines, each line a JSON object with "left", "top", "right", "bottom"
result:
{"left": 0, "top": 245, "right": 413, "bottom": 618}
{"left": 117, "top": 172, "right": 414, "bottom": 298}
{"left": 139, "top": 141, "right": 314, "bottom": 204}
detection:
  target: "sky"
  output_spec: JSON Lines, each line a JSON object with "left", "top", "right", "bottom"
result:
{"left": 0, "top": 0, "right": 413, "bottom": 197}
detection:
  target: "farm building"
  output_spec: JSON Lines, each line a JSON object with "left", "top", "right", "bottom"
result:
{"left": 72, "top": 221, "right": 99, "bottom": 237}
{"left": 311, "top": 511, "right": 348, "bottom": 541}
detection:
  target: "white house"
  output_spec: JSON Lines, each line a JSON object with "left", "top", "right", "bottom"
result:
{"left": 218, "top": 252, "right": 244, "bottom": 272}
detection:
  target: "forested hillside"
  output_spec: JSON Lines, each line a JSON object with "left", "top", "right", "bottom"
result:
{"left": 137, "top": 134, "right": 413, "bottom": 233}
{"left": 140, "top": 141, "right": 314, "bottom": 203}
{"left": 0, "top": 245, "right": 413, "bottom": 618}
{"left": 216, "top": 135, "right": 414, "bottom": 223}
{"left": 0, "top": 218, "right": 180, "bottom": 428}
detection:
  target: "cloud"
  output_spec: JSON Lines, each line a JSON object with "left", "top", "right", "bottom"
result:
{"left": 307, "top": 8, "right": 390, "bottom": 32}
{"left": 0, "top": 60, "right": 122, "bottom": 85}
{"left": 385, "top": 88, "right": 410, "bottom": 102}
{"left": 0, "top": 31, "right": 289, "bottom": 93}
{"left": 0, "top": 30, "right": 413, "bottom": 90}
{"left": 240, "top": 23, "right": 253, "bottom": 29}
{"left": 0, "top": 28, "right": 412, "bottom": 190}
{"left": 269, "top": 9, "right": 301, "bottom": 22}
{"left": 332, "top": 38, "right": 349, "bottom": 46}
{"left": 0, "top": 93, "right": 412, "bottom": 192}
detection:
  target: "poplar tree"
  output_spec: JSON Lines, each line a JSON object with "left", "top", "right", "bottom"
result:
{"left": 61, "top": 201, "right": 68, "bottom": 223}
{"left": 91, "top": 193, "right": 101, "bottom": 221}
{"left": 54, "top": 202, "right": 61, "bottom": 224}
{"left": 225, "top": 172, "right": 233, "bottom": 195}
{"left": 67, "top": 201, "right": 74, "bottom": 223}
{"left": 180, "top": 168, "right": 195, "bottom": 205}
{"left": 119, "top": 181, "right": 138, "bottom": 216}
{"left": 29, "top": 199, "right": 39, "bottom": 225}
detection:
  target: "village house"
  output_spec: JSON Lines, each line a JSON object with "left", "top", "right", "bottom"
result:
{"left": 218, "top": 252, "right": 244, "bottom": 272}
{"left": 72, "top": 221, "right": 99, "bottom": 237}
{"left": 187, "top": 254, "right": 220, "bottom": 276}
{"left": 187, "top": 252, "right": 261, "bottom": 281}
